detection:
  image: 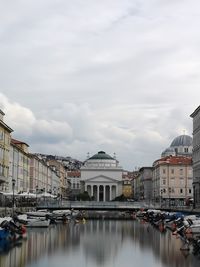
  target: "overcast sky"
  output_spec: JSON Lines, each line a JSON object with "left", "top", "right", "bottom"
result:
{"left": 0, "top": 0, "right": 200, "bottom": 170}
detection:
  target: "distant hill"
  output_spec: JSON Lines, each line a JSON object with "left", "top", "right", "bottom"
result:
{"left": 34, "top": 153, "right": 83, "bottom": 170}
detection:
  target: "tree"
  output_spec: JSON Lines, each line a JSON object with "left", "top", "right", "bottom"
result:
{"left": 78, "top": 191, "right": 91, "bottom": 201}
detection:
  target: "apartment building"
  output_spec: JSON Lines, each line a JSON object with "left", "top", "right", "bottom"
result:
{"left": 29, "top": 154, "right": 59, "bottom": 194}
{"left": 152, "top": 156, "right": 193, "bottom": 207}
{"left": 67, "top": 170, "right": 80, "bottom": 200}
{"left": 0, "top": 110, "right": 13, "bottom": 191}
{"left": 9, "top": 139, "right": 30, "bottom": 193}
{"left": 47, "top": 159, "right": 69, "bottom": 198}
{"left": 190, "top": 106, "right": 200, "bottom": 208}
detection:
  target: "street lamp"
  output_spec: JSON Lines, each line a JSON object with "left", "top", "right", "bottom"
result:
{"left": 12, "top": 178, "right": 16, "bottom": 216}
{"left": 160, "top": 189, "right": 163, "bottom": 207}
{"left": 53, "top": 187, "right": 56, "bottom": 196}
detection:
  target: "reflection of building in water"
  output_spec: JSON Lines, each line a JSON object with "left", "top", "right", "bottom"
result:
{"left": 0, "top": 224, "right": 80, "bottom": 267}
{"left": 80, "top": 220, "right": 128, "bottom": 265}
{"left": 0, "top": 220, "right": 200, "bottom": 267}
{"left": 132, "top": 220, "right": 199, "bottom": 267}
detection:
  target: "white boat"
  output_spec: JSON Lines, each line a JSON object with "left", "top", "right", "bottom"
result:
{"left": 185, "top": 224, "right": 200, "bottom": 234}
{"left": 26, "top": 218, "right": 50, "bottom": 228}
{"left": 52, "top": 209, "right": 81, "bottom": 221}
{"left": 0, "top": 216, "right": 12, "bottom": 224}
{"left": 52, "top": 209, "right": 71, "bottom": 216}
{"left": 18, "top": 214, "right": 50, "bottom": 228}
{"left": 26, "top": 210, "right": 52, "bottom": 218}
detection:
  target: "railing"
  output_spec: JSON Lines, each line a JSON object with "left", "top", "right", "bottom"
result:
{"left": 36, "top": 200, "right": 196, "bottom": 212}
{"left": 37, "top": 200, "right": 147, "bottom": 210}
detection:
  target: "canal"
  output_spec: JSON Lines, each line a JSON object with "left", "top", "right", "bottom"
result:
{"left": 0, "top": 219, "right": 199, "bottom": 267}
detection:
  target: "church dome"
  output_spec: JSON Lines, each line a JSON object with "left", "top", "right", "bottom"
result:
{"left": 170, "top": 135, "right": 192, "bottom": 147}
{"left": 89, "top": 151, "right": 114, "bottom": 160}
{"left": 161, "top": 147, "right": 176, "bottom": 157}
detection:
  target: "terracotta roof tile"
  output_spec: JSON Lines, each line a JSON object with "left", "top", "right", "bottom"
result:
{"left": 154, "top": 156, "right": 192, "bottom": 166}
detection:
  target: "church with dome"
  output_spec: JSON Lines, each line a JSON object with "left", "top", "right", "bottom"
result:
{"left": 161, "top": 134, "right": 193, "bottom": 158}
{"left": 80, "top": 151, "right": 123, "bottom": 201}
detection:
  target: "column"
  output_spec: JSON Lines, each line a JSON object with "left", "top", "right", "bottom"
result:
{"left": 97, "top": 185, "right": 99, "bottom": 201}
{"left": 110, "top": 185, "right": 112, "bottom": 201}
{"left": 91, "top": 185, "right": 93, "bottom": 197}
{"left": 103, "top": 185, "right": 106, "bottom": 202}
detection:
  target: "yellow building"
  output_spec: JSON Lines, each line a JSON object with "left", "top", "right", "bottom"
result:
{"left": 0, "top": 109, "right": 13, "bottom": 191}
{"left": 122, "top": 171, "right": 134, "bottom": 198}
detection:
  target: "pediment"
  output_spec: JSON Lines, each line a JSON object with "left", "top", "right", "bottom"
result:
{"left": 85, "top": 175, "right": 119, "bottom": 183}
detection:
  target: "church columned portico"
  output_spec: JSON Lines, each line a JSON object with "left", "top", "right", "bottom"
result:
{"left": 85, "top": 183, "right": 117, "bottom": 201}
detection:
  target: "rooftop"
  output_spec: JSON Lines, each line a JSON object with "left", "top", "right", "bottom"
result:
{"left": 88, "top": 151, "right": 114, "bottom": 160}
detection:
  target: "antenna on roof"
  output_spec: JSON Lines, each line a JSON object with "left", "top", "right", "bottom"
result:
{"left": 113, "top": 152, "right": 116, "bottom": 159}
{"left": 87, "top": 152, "right": 90, "bottom": 159}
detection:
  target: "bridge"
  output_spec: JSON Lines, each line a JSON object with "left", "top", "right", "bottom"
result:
{"left": 36, "top": 200, "right": 196, "bottom": 214}
{"left": 37, "top": 200, "right": 152, "bottom": 211}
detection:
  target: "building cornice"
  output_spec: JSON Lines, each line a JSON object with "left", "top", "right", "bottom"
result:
{"left": 0, "top": 120, "right": 13, "bottom": 133}
{"left": 81, "top": 167, "right": 123, "bottom": 172}
{"left": 190, "top": 105, "right": 200, "bottom": 118}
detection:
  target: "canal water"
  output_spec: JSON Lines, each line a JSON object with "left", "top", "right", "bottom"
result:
{"left": 0, "top": 219, "right": 199, "bottom": 267}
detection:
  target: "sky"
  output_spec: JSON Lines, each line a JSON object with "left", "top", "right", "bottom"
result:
{"left": 0, "top": 0, "right": 200, "bottom": 170}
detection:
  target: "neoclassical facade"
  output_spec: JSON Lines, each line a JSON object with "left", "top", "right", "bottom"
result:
{"left": 80, "top": 151, "right": 123, "bottom": 201}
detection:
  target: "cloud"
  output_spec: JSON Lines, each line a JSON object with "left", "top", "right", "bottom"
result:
{"left": 0, "top": 93, "right": 193, "bottom": 170}
{"left": 0, "top": 0, "right": 199, "bottom": 169}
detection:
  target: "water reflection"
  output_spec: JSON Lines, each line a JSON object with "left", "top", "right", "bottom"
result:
{"left": 0, "top": 220, "right": 199, "bottom": 267}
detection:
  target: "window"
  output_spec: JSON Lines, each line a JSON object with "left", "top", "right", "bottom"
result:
{"left": 0, "top": 148, "right": 3, "bottom": 160}
{"left": 184, "top": 147, "right": 188, "bottom": 153}
{"left": 180, "top": 188, "right": 183, "bottom": 194}
{"left": 0, "top": 165, "right": 3, "bottom": 175}
{"left": 162, "top": 169, "right": 166, "bottom": 174}
{"left": 179, "top": 169, "right": 183, "bottom": 175}
{"left": 162, "top": 179, "right": 166, "bottom": 185}
{"left": 0, "top": 130, "right": 4, "bottom": 140}
{"left": 171, "top": 169, "right": 174, "bottom": 174}
{"left": 189, "top": 189, "right": 192, "bottom": 194}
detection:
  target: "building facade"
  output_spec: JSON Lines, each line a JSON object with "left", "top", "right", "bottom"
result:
{"left": 9, "top": 139, "right": 30, "bottom": 193}
{"left": 190, "top": 106, "right": 200, "bottom": 208}
{"left": 122, "top": 171, "right": 134, "bottom": 198}
{"left": 67, "top": 170, "right": 81, "bottom": 200}
{"left": 29, "top": 154, "right": 59, "bottom": 194}
{"left": 0, "top": 110, "right": 13, "bottom": 192}
{"left": 47, "top": 159, "right": 69, "bottom": 198}
{"left": 81, "top": 151, "right": 123, "bottom": 201}
{"left": 137, "top": 167, "right": 153, "bottom": 202}
{"left": 152, "top": 156, "right": 193, "bottom": 207}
